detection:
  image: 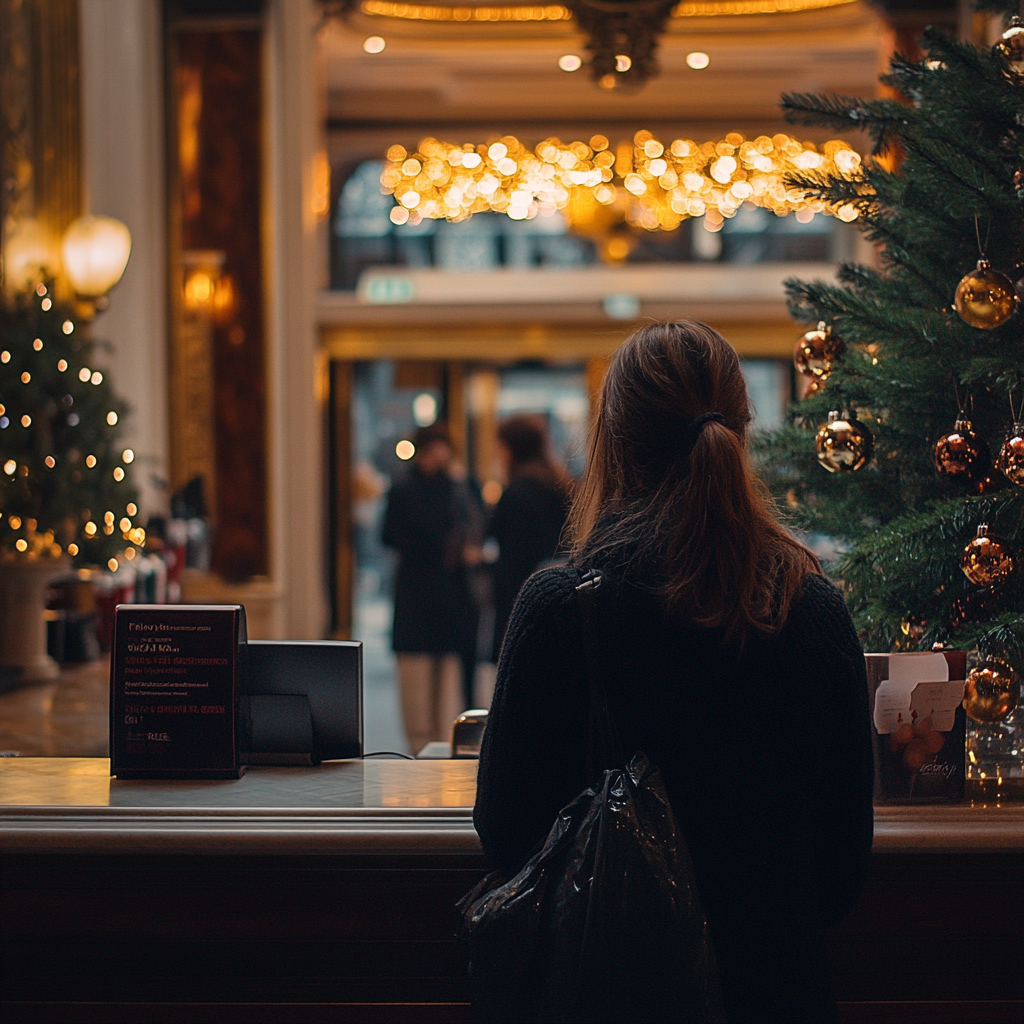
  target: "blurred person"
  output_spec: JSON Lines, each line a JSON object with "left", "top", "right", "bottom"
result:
{"left": 487, "top": 415, "right": 571, "bottom": 663}
{"left": 382, "top": 423, "right": 480, "bottom": 753}
{"left": 475, "top": 321, "right": 873, "bottom": 1022}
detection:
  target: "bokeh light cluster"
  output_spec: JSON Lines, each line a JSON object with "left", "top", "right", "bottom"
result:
{"left": 379, "top": 131, "right": 862, "bottom": 230}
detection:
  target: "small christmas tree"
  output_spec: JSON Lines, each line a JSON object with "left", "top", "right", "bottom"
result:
{"left": 755, "top": 25, "right": 1024, "bottom": 680}
{"left": 0, "top": 285, "right": 141, "bottom": 568}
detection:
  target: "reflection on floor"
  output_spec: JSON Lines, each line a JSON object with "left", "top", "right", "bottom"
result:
{"left": 0, "top": 660, "right": 109, "bottom": 757}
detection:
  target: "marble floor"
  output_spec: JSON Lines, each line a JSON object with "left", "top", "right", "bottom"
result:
{"left": 0, "top": 659, "right": 110, "bottom": 757}
{"left": 0, "top": 596, "right": 411, "bottom": 758}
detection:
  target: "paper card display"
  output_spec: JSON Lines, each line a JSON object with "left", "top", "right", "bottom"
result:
{"left": 872, "top": 652, "right": 963, "bottom": 734}
{"left": 864, "top": 651, "right": 966, "bottom": 803}
{"left": 110, "top": 605, "right": 246, "bottom": 779}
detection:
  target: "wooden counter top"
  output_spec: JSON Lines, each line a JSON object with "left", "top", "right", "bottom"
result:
{"left": 1, "top": 757, "right": 1022, "bottom": 857}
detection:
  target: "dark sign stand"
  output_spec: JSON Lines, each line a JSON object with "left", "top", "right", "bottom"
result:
{"left": 110, "top": 605, "right": 246, "bottom": 779}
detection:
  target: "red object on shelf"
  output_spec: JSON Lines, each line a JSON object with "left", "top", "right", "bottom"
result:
{"left": 95, "top": 583, "right": 134, "bottom": 652}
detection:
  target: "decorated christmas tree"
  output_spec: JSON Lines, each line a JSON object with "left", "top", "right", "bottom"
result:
{"left": 0, "top": 285, "right": 141, "bottom": 569}
{"left": 756, "top": 25, "right": 1024, "bottom": 713}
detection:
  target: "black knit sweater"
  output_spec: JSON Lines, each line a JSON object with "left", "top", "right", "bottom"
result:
{"left": 474, "top": 564, "right": 874, "bottom": 1024}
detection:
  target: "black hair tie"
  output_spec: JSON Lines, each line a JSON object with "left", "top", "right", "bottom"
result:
{"left": 681, "top": 411, "right": 726, "bottom": 447}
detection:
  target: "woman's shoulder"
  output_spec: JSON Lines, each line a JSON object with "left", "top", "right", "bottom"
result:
{"left": 784, "top": 571, "right": 863, "bottom": 656}
{"left": 515, "top": 564, "right": 579, "bottom": 612}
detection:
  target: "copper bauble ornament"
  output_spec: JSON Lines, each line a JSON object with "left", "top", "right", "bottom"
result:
{"left": 994, "top": 16, "right": 1024, "bottom": 83}
{"left": 794, "top": 321, "right": 837, "bottom": 380}
{"left": 954, "top": 260, "right": 1019, "bottom": 329}
{"left": 961, "top": 524, "right": 1017, "bottom": 585}
{"left": 933, "top": 418, "right": 990, "bottom": 480}
{"left": 996, "top": 422, "right": 1024, "bottom": 486}
{"left": 963, "top": 658, "right": 1020, "bottom": 723}
{"left": 815, "top": 410, "right": 873, "bottom": 473}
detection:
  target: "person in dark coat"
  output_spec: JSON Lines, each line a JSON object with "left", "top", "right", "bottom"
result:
{"left": 382, "top": 423, "right": 479, "bottom": 753}
{"left": 487, "top": 415, "right": 571, "bottom": 662}
{"left": 474, "top": 321, "right": 874, "bottom": 1023}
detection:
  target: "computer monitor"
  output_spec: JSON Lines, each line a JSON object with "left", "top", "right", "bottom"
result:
{"left": 242, "top": 640, "right": 362, "bottom": 764}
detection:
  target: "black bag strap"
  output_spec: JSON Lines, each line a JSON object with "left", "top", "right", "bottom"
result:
{"left": 576, "top": 568, "right": 625, "bottom": 777}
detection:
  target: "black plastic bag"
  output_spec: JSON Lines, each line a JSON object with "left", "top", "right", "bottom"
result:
{"left": 460, "top": 749, "right": 725, "bottom": 1024}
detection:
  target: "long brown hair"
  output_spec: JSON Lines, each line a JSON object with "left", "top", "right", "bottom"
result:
{"left": 569, "top": 320, "right": 819, "bottom": 640}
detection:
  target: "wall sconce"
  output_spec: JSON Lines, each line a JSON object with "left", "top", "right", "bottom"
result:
{"left": 3, "top": 218, "right": 54, "bottom": 297}
{"left": 61, "top": 214, "right": 132, "bottom": 319}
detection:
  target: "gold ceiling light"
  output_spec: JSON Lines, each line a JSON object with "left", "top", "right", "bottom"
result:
{"left": 357, "top": 0, "right": 855, "bottom": 22}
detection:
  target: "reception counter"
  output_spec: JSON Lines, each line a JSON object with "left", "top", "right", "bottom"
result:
{"left": 2, "top": 758, "right": 1022, "bottom": 1023}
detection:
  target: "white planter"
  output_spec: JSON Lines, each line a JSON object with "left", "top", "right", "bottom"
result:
{"left": 0, "top": 558, "right": 69, "bottom": 681}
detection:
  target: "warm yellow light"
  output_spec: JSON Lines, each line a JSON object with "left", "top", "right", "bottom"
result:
{"left": 482, "top": 480, "right": 503, "bottom": 504}
{"left": 21, "top": 372, "right": 30, "bottom": 384}
{"left": 558, "top": 54, "right": 582, "bottom": 72}
{"left": 9, "top": 516, "right": 21, "bottom": 529}
{"left": 91, "top": 371, "right": 103, "bottom": 385}
{"left": 183, "top": 271, "right": 214, "bottom": 309}
{"left": 58, "top": 359, "right": 67, "bottom": 372}
{"left": 126, "top": 502, "right": 137, "bottom": 516}
{"left": 3, "top": 219, "right": 53, "bottom": 294}
{"left": 84, "top": 521, "right": 97, "bottom": 536}
{"left": 15, "top": 539, "right": 28, "bottom": 552}
{"left": 363, "top": 35, "right": 386, "bottom": 53}
{"left": 615, "top": 55, "right": 632, "bottom": 72}
{"left": 108, "top": 558, "right": 119, "bottom": 572}
{"left": 79, "top": 368, "right": 91, "bottom": 382}
{"left": 125, "top": 547, "right": 136, "bottom": 560}
{"left": 113, "top": 467, "right": 125, "bottom": 481}
{"left": 62, "top": 321, "right": 74, "bottom": 335}
{"left": 395, "top": 439, "right": 416, "bottom": 460}
{"left": 20, "top": 415, "right": 31, "bottom": 427}
{"left": 104, "top": 511, "right": 114, "bottom": 524}
{"left": 85, "top": 455, "right": 97, "bottom": 468}
{"left": 3, "top": 461, "right": 15, "bottom": 476}
{"left": 122, "top": 449, "right": 134, "bottom": 463}
{"left": 68, "top": 543, "right": 79, "bottom": 556}
{"left": 120, "top": 517, "right": 131, "bottom": 532}
{"left": 107, "top": 411, "right": 118, "bottom": 425}
{"left": 41, "top": 298, "right": 52, "bottom": 310}
{"left": 33, "top": 338, "right": 43, "bottom": 351}
{"left": 686, "top": 51, "right": 710, "bottom": 69}
{"left": 45, "top": 456, "right": 55, "bottom": 468}
{"left": 380, "top": 131, "right": 862, "bottom": 230}
{"left": 61, "top": 215, "right": 132, "bottom": 299}
{"left": 0, "top": 352, "right": 8, "bottom": 363}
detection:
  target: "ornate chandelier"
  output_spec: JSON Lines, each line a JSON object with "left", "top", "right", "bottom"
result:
{"left": 567, "top": 0, "right": 677, "bottom": 90}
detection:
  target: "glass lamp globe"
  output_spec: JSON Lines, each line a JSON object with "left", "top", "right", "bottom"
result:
{"left": 61, "top": 215, "right": 132, "bottom": 299}
{"left": 4, "top": 218, "right": 53, "bottom": 294}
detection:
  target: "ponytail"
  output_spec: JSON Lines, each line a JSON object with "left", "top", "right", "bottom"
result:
{"left": 569, "top": 320, "right": 819, "bottom": 641}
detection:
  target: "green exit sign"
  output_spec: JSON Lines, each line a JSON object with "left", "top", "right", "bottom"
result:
{"left": 365, "top": 277, "right": 415, "bottom": 304}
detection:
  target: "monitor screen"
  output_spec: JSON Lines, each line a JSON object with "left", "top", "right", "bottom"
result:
{"left": 242, "top": 640, "right": 362, "bottom": 763}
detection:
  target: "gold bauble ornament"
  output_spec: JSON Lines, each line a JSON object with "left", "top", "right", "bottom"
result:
{"left": 961, "top": 524, "right": 1017, "bottom": 586}
{"left": 954, "top": 260, "right": 1019, "bottom": 329}
{"left": 994, "top": 16, "right": 1024, "bottom": 83}
{"left": 933, "top": 418, "right": 991, "bottom": 480}
{"left": 815, "top": 410, "right": 873, "bottom": 473}
{"left": 963, "top": 658, "right": 1020, "bottom": 723}
{"left": 996, "top": 422, "right": 1024, "bottom": 486}
{"left": 793, "top": 321, "right": 837, "bottom": 380}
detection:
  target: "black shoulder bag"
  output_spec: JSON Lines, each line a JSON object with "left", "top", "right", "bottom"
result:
{"left": 459, "top": 569, "right": 725, "bottom": 1024}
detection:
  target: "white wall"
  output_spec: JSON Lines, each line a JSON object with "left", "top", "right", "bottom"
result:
{"left": 78, "top": 0, "right": 168, "bottom": 517}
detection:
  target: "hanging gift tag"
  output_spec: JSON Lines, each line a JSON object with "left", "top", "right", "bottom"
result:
{"left": 110, "top": 605, "right": 247, "bottom": 779}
